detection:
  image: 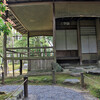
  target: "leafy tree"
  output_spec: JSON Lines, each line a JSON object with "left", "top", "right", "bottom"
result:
{"left": 0, "top": 1, "right": 6, "bottom": 16}
{"left": 0, "top": 18, "right": 11, "bottom": 35}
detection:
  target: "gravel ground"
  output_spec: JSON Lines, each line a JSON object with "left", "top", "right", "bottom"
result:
{"left": 0, "top": 85, "right": 93, "bottom": 100}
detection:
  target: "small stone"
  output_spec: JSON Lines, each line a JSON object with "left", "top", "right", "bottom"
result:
{"left": 63, "top": 79, "right": 80, "bottom": 84}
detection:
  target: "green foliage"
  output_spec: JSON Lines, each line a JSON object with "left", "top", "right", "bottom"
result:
{"left": 89, "top": 85, "right": 100, "bottom": 98}
{"left": 0, "top": 2, "right": 6, "bottom": 16}
{"left": 0, "top": 94, "right": 9, "bottom": 100}
{"left": 84, "top": 74, "right": 100, "bottom": 98}
{"left": 0, "top": 18, "right": 12, "bottom": 35}
{"left": 14, "top": 36, "right": 27, "bottom": 47}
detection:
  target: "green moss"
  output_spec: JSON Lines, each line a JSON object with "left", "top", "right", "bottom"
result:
{"left": 0, "top": 94, "right": 10, "bottom": 100}
{"left": 89, "top": 85, "right": 100, "bottom": 98}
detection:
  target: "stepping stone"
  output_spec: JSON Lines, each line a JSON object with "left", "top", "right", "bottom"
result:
{"left": 83, "top": 66, "right": 96, "bottom": 69}
{"left": 63, "top": 79, "right": 80, "bottom": 84}
{"left": 70, "top": 73, "right": 81, "bottom": 77}
{"left": 87, "top": 68, "right": 100, "bottom": 74}
{"left": 69, "top": 68, "right": 83, "bottom": 73}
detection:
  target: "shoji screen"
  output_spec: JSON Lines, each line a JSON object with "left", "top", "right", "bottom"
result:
{"left": 66, "top": 30, "right": 78, "bottom": 50}
{"left": 56, "top": 30, "right": 66, "bottom": 50}
{"left": 81, "top": 27, "right": 97, "bottom": 53}
{"left": 56, "top": 30, "right": 78, "bottom": 50}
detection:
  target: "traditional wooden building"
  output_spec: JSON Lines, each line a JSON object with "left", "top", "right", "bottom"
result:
{"left": 2, "top": 0, "right": 100, "bottom": 75}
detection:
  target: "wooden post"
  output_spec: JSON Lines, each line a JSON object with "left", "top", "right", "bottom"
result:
{"left": 3, "top": 10, "right": 8, "bottom": 76}
{"left": 81, "top": 73, "right": 84, "bottom": 88}
{"left": 52, "top": 64, "right": 56, "bottom": 84}
{"left": 1, "top": 72, "right": 4, "bottom": 84}
{"left": 53, "top": 1, "right": 56, "bottom": 62}
{"left": 20, "top": 60, "right": 22, "bottom": 75}
{"left": 77, "top": 20, "right": 82, "bottom": 65}
{"left": 27, "top": 32, "right": 31, "bottom": 71}
{"left": 24, "top": 76, "right": 28, "bottom": 98}
{"left": 52, "top": 70, "right": 56, "bottom": 84}
{"left": 12, "top": 59, "right": 14, "bottom": 77}
{"left": 3, "top": 32, "right": 7, "bottom": 76}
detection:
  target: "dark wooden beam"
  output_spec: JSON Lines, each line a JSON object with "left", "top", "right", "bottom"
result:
{"left": 20, "top": 60, "right": 22, "bottom": 75}
{"left": 7, "top": 56, "right": 54, "bottom": 60}
{"left": 7, "top": 1, "right": 100, "bottom": 5}
{"left": 7, "top": 49, "right": 26, "bottom": 55}
{"left": 7, "top": 47, "right": 53, "bottom": 50}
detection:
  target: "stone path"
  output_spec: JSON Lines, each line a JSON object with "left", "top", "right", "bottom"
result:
{"left": 0, "top": 85, "right": 87, "bottom": 100}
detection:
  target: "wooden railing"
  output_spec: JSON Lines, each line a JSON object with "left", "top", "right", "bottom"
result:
{"left": 6, "top": 47, "right": 54, "bottom": 60}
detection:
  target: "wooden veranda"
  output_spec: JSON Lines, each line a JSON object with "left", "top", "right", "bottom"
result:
{"left": 2, "top": 0, "right": 100, "bottom": 76}
{"left": 2, "top": 0, "right": 57, "bottom": 76}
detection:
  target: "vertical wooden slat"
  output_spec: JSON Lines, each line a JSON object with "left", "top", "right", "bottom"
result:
{"left": 53, "top": 1, "right": 56, "bottom": 62}
{"left": 20, "top": 60, "right": 22, "bottom": 75}
{"left": 12, "top": 59, "right": 14, "bottom": 77}
{"left": 77, "top": 20, "right": 82, "bottom": 65}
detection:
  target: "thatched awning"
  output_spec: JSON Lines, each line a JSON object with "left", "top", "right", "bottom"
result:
{"left": 4, "top": 1, "right": 100, "bottom": 36}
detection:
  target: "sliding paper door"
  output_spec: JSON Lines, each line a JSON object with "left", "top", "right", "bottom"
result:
{"left": 56, "top": 30, "right": 78, "bottom": 50}
{"left": 56, "top": 30, "right": 66, "bottom": 50}
{"left": 66, "top": 30, "right": 78, "bottom": 50}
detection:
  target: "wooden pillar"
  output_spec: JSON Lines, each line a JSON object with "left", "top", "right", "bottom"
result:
{"left": 1, "top": 72, "right": 4, "bottom": 84}
{"left": 20, "top": 60, "right": 22, "bottom": 75}
{"left": 3, "top": 32, "right": 7, "bottom": 76}
{"left": 96, "top": 18, "right": 100, "bottom": 59}
{"left": 24, "top": 76, "right": 28, "bottom": 98}
{"left": 77, "top": 20, "right": 82, "bottom": 65}
{"left": 81, "top": 73, "right": 84, "bottom": 88}
{"left": 12, "top": 59, "right": 14, "bottom": 77}
{"left": 3, "top": 10, "right": 8, "bottom": 76}
{"left": 27, "top": 32, "right": 31, "bottom": 71}
{"left": 53, "top": 2, "right": 56, "bottom": 62}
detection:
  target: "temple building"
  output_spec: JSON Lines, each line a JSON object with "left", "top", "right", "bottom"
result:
{"left": 2, "top": 0, "right": 100, "bottom": 75}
